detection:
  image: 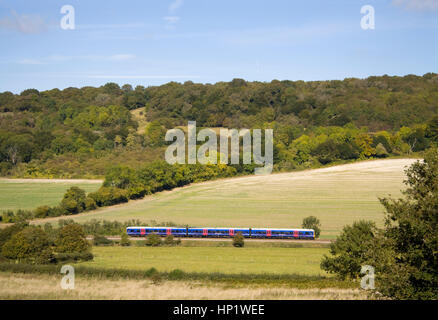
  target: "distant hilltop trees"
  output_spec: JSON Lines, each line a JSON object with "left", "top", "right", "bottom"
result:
{"left": 0, "top": 74, "right": 438, "bottom": 178}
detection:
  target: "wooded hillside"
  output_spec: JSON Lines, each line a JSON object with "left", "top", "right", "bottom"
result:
{"left": 1, "top": 73, "right": 438, "bottom": 177}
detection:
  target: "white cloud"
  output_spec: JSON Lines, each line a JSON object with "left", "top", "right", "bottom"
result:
{"left": 392, "top": 0, "right": 438, "bottom": 10}
{"left": 164, "top": 0, "right": 184, "bottom": 28}
{"left": 0, "top": 10, "right": 47, "bottom": 34}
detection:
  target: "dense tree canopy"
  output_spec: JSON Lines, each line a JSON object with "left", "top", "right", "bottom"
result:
{"left": 0, "top": 74, "right": 437, "bottom": 178}
{"left": 377, "top": 150, "right": 438, "bottom": 299}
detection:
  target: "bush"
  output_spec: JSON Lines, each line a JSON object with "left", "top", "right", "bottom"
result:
{"left": 375, "top": 143, "right": 389, "bottom": 158}
{"left": 47, "top": 206, "right": 65, "bottom": 217}
{"left": 163, "top": 235, "right": 181, "bottom": 246}
{"left": 375, "top": 151, "right": 438, "bottom": 299}
{"left": 145, "top": 233, "right": 162, "bottom": 247}
{"left": 302, "top": 216, "right": 321, "bottom": 238}
{"left": 93, "top": 235, "right": 113, "bottom": 246}
{"left": 85, "top": 197, "right": 97, "bottom": 211}
{"left": 120, "top": 233, "right": 131, "bottom": 246}
{"left": 88, "top": 187, "right": 129, "bottom": 207}
{"left": 2, "top": 209, "right": 34, "bottom": 223}
{"left": 60, "top": 187, "right": 87, "bottom": 214}
{"left": 320, "top": 220, "right": 376, "bottom": 279}
{"left": 312, "top": 140, "right": 360, "bottom": 164}
{"left": 15, "top": 209, "right": 34, "bottom": 221}
{"left": 0, "top": 210, "right": 16, "bottom": 223}
{"left": 168, "top": 269, "right": 185, "bottom": 280}
{"left": 0, "top": 222, "right": 29, "bottom": 251}
{"left": 34, "top": 206, "right": 51, "bottom": 219}
{"left": 1, "top": 226, "right": 54, "bottom": 264}
{"left": 233, "top": 232, "right": 245, "bottom": 247}
{"left": 55, "top": 223, "right": 91, "bottom": 254}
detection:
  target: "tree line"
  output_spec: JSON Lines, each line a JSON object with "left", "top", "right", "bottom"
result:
{"left": 0, "top": 221, "right": 92, "bottom": 264}
{"left": 0, "top": 161, "right": 241, "bottom": 222}
{"left": 1, "top": 74, "right": 438, "bottom": 177}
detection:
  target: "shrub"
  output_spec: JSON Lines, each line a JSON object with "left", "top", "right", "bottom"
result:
{"left": 163, "top": 235, "right": 181, "bottom": 246}
{"left": 2, "top": 209, "right": 35, "bottom": 223}
{"left": 320, "top": 220, "right": 376, "bottom": 279}
{"left": 312, "top": 140, "right": 360, "bottom": 164}
{"left": 93, "top": 235, "right": 113, "bottom": 246}
{"left": 302, "top": 216, "right": 321, "bottom": 238}
{"left": 47, "top": 206, "right": 65, "bottom": 217}
{"left": 85, "top": 197, "right": 97, "bottom": 211}
{"left": 15, "top": 209, "right": 34, "bottom": 221}
{"left": 0, "top": 210, "right": 15, "bottom": 223}
{"left": 233, "top": 232, "right": 245, "bottom": 247}
{"left": 168, "top": 269, "right": 185, "bottom": 280}
{"left": 42, "top": 223, "right": 57, "bottom": 244}
{"left": 0, "top": 222, "right": 29, "bottom": 251}
{"left": 55, "top": 223, "right": 91, "bottom": 254}
{"left": 120, "top": 233, "right": 131, "bottom": 246}
{"left": 376, "top": 150, "right": 438, "bottom": 299}
{"left": 88, "top": 187, "right": 128, "bottom": 207}
{"left": 60, "top": 187, "right": 87, "bottom": 214}
{"left": 375, "top": 143, "right": 389, "bottom": 158}
{"left": 145, "top": 233, "right": 162, "bottom": 246}
{"left": 34, "top": 206, "right": 50, "bottom": 219}
{"left": 2, "top": 226, "right": 54, "bottom": 264}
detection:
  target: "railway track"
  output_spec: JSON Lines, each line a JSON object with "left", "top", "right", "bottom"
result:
{"left": 87, "top": 236, "right": 332, "bottom": 244}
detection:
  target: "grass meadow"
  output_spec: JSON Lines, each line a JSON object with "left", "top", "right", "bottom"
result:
{"left": 0, "top": 179, "right": 102, "bottom": 211}
{"left": 28, "top": 158, "right": 416, "bottom": 239}
{"left": 79, "top": 246, "right": 329, "bottom": 275}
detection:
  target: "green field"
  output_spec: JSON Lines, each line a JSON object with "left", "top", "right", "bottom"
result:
{"left": 31, "top": 158, "right": 416, "bottom": 239}
{"left": 78, "top": 246, "right": 329, "bottom": 275}
{"left": 0, "top": 179, "right": 102, "bottom": 211}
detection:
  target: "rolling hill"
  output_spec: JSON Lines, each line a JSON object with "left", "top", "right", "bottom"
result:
{"left": 31, "top": 158, "right": 418, "bottom": 239}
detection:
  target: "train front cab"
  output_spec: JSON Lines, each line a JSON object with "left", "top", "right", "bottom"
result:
{"left": 126, "top": 227, "right": 141, "bottom": 237}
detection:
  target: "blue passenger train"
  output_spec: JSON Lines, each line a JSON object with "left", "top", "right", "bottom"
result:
{"left": 126, "top": 227, "right": 315, "bottom": 240}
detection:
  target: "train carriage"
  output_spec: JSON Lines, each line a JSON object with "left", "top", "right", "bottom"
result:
{"left": 126, "top": 226, "right": 315, "bottom": 240}
{"left": 126, "top": 227, "right": 186, "bottom": 237}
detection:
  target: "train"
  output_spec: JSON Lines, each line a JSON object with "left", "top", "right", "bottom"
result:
{"left": 126, "top": 227, "right": 315, "bottom": 240}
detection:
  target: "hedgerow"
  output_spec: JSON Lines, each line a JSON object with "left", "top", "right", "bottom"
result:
{"left": 0, "top": 262, "right": 356, "bottom": 289}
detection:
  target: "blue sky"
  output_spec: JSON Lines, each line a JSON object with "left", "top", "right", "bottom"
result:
{"left": 0, "top": 0, "right": 437, "bottom": 93}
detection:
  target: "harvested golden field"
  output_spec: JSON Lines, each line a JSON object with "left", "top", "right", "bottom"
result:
{"left": 0, "top": 272, "right": 368, "bottom": 300}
